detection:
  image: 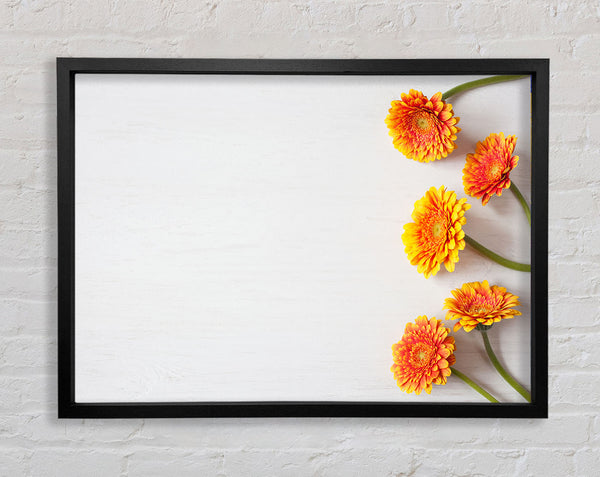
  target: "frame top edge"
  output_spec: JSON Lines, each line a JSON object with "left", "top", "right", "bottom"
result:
{"left": 56, "top": 57, "right": 549, "bottom": 75}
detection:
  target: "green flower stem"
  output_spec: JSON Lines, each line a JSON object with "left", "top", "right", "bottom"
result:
{"left": 442, "top": 75, "right": 529, "bottom": 101}
{"left": 510, "top": 182, "right": 531, "bottom": 226}
{"left": 479, "top": 330, "right": 532, "bottom": 403}
{"left": 464, "top": 234, "right": 531, "bottom": 272}
{"left": 450, "top": 367, "right": 499, "bottom": 403}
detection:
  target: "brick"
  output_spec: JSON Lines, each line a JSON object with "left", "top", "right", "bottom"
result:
{"left": 0, "top": 449, "right": 32, "bottom": 477}
{"left": 223, "top": 449, "right": 323, "bottom": 476}
{"left": 177, "top": 31, "right": 278, "bottom": 57}
{"left": 140, "top": 418, "right": 496, "bottom": 452}
{"left": 127, "top": 449, "right": 223, "bottom": 476}
{"left": 0, "top": 68, "right": 17, "bottom": 105}
{"left": 215, "top": 1, "right": 308, "bottom": 34}
{"left": 549, "top": 189, "right": 598, "bottom": 220}
{"left": 64, "top": 0, "right": 113, "bottom": 30}
{"left": 156, "top": 1, "right": 218, "bottom": 32}
{"left": 548, "top": 225, "right": 583, "bottom": 258}
{"left": 104, "top": 0, "right": 164, "bottom": 33}
{"left": 545, "top": 1, "right": 600, "bottom": 35}
{"left": 575, "top": 448, "right": 600, "bottom": 476}
{"left": 551, "top": 112, "right": 587, "bottom": 143}
{"left": 479, "top": 37, "right": 575, "bottom": 70}
{"left": 406, "top": 38, "right": 482, "bottom": 58}
{"left": 0, "top": 1, "right": 13, "bottom": 27}
{"left": 0, "top": 187, "right": 56, "bottom": 229}
{"left": 495, "top": 415, "right": 589, "bottom": 445}
{"left": 573, "top": 34, "right": 600, "bottom": 66}
{"left": 30, "top": 450, "right": 123, "bottom": 477}
{"left": 312, "top": 448, "right": 414, "bottom": 476}
{"left": 0, "top": 148, "right": 58, "bottom": 195}
{"left": 519, "top": 449, "right": 576, "bottom": 477}
{"left": 0, "top": 267, "right": 56, "bottom": 300}
{"left": 551, "top": 333, "right": 600, "bottom": 370}
{"left": 395, "top": 418, "right": 500, "bottom": 448}
{"left": 552, "top": 71, "right": 600, "bottom": 108}
{"left": 408, "top": 3, "right": 454, "bottom": 32}
{"left": 497, "top": 1, "right": 600, "bottom": 37}
{"left": 0, "top": 412, "right": 146, "bottom": 447}
{"left": 0, "top": 336, "right": 57, "bottom": 373}
{"left": 0, "top": 376, "right": 48, "bottom": 414}
{"left": 582, "top": 225, "right": 600, "bottom": 256}
{"left": 0, "top": 38, "right": 68, "bottom": 67}
{"left": 250, "top": 2, "right": 300, "bottom": 33}
{"left": 549, "top": 144, "right": 599, "bottom": 185}
{"left": 356, "top": 3, "right": 403, "bottom": 33}
{"left": 63, "top": 419, "right": 146, "bottom": 445}
{"left": 12, "top": 0, "right": 66, "bottom": 31}
{"left": 12, "top": 68, "right": 55, "bottom": 105}
{"left": 593, "top": 416, "right": 600, "bottom": 445}
{"left": 308, "top": 1, "right": 357, "bottom": 33}
{"left": 454, "top": 2, "right": 502, "bottom": 35}
{"left": 0, "top": 298, "right": 55, "bottom": 336}
{"left": 64, "top": 37, "right": 178, "bottom": 58}
{"left": 587, "top": 113, "right": 600, "bottom": 143}
{"left": 0, "top": 109, "right": 51, "bottom": 152}
{"left": 551, "top": 374, "right": 600, "bottom": 408}
{"left": 548, "top": 262, "right": 599, "bottom": 297}
{"left": 0, "top": 229, "right": 56, "bottom": 266}
{"left": 138, "top": 419, "right": 355, "bottom": 449}
{"left": 414, "top": 448, "right": 522, "bottom": 476}
{"left": 549, "top": 297, "right": 600, "bottom": 328}
{"left": 221, "top": 448, "right": 415, "bottom": 476}
{"left": 0, "top": 413, "right": 60, "bottom": 446}
{"left": 0, "top": 150, "right": 34, "bottom": 186}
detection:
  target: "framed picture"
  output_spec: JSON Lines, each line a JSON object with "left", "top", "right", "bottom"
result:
{"left": 57, "top": 58, "right": 548, "bottom": 418}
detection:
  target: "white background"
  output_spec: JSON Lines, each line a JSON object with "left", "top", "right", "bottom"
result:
{"left": 75, "top": 74, "right": 531, "bottom": 403}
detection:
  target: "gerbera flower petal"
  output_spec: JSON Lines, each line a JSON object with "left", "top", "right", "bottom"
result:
{"left": 463, "top": 132, "right": 520, "bottom": 205}
{"left": 391, "top": 316, "right": 456, "bottom": 395}
{"left": 443, "top": 280, "right": 522, "bottom": 332}
{"left": 401, "top": 186, "right": 470, "bottom": 278}
{"left": 385, "top": 90, "right": 461, "bottom": 163}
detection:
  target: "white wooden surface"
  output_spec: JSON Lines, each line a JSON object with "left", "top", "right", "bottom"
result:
{"left": 74, "top": 74, "right": 531, "bottom": 403}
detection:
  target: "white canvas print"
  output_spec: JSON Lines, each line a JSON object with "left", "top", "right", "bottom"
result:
{"left": 73, "top": 72, "right": 533, "bottom": 405}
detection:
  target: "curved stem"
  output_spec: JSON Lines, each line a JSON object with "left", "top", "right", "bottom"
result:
{"left": 464, "top": 234, "right": 531, "bottom": 272}
{"left": 480, "top": 330, "right": 532, "bottom": 403}
{"left": 510, "top": 181, "right": 531, "bottom": 226}
{"left": 450, "top": 367, "right": 499, "bottom": 403}
{"left": 442, "top": 75, "right": 529, "bottom": 101}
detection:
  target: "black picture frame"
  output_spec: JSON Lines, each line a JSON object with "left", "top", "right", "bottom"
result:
{"left": 57, "top": 58, "right": 548, "bottom": 419}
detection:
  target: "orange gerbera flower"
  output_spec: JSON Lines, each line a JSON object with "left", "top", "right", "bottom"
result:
{"left": 385, "top": 89, "right": 460, "bottom": 162}
{"left": 443, "top": 280, "right": 521, "bottom": 332}
{"left": 463, "top": 132, "right": 519, "bottom": 205}
{"left": 402, "top": 186, "right": 470, "bottom": 278}
{"left": 391, "top": 316, "right": 456, "bottom": 395}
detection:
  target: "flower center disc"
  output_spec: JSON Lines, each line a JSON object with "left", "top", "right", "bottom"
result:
{"left": 410, "top": 342, "right": 434, "bottom": 367}
{"left": 432, "top": 221, "right": 444, "bottom": 239}
{"left": 467, "top": 296, "right": 496, "bottom": 316}
{"left": 488, "top": 162, "right": 503, "bottom": 180}
{"left": 469, "top": 305, "right": 492, "bottom": 314}
{"left": 416, "top": 116, "right": 430, "bottom": 130}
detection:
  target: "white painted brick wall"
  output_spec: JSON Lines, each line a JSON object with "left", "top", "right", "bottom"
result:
{"left": 0, "top": 0, "right": 598, "bottom": 475}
